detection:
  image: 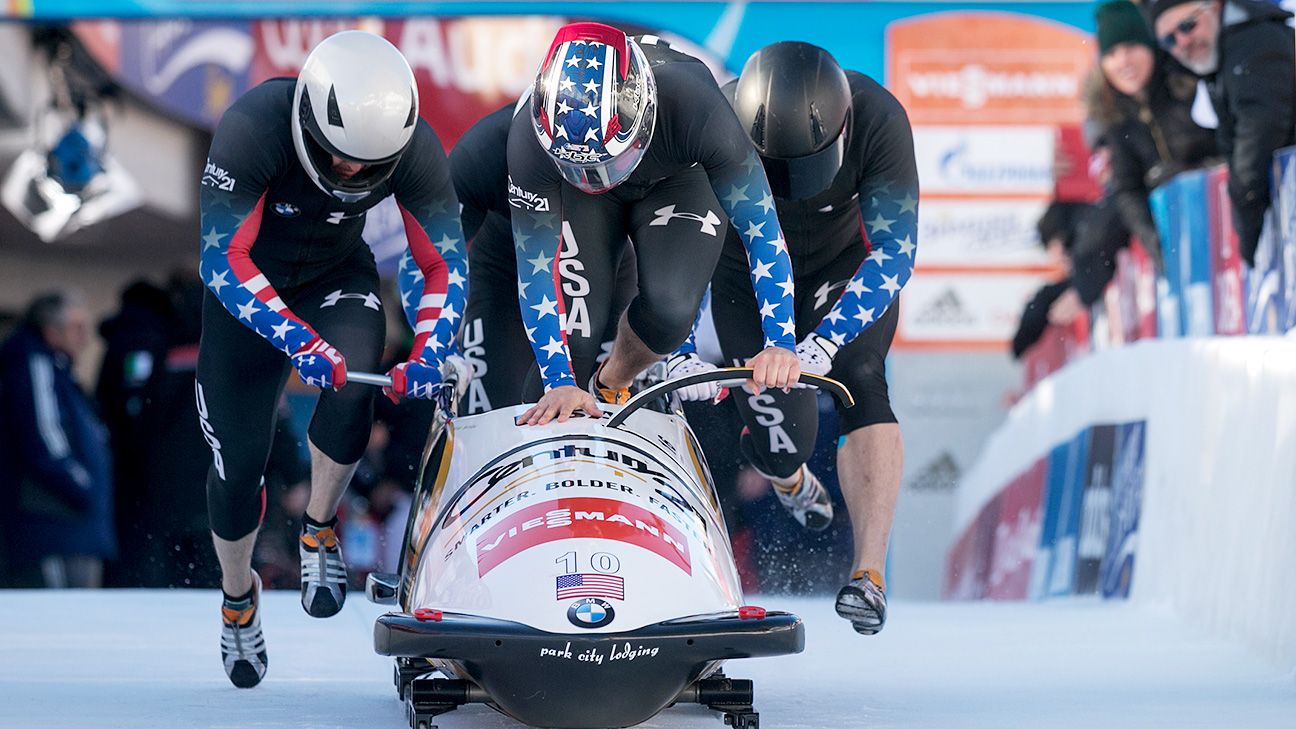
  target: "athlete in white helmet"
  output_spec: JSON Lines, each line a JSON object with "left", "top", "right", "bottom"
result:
{"left": 197, "top": 30, "right": 467, "bottom": 688}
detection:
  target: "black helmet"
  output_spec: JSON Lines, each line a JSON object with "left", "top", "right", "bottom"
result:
{"left": 732, "top": 41, "right": 851, "bottom": 200}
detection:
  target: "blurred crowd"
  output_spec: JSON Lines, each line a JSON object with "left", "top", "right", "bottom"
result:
{"left": 1013, "top": 0, "right": 1293, "bottom": 358}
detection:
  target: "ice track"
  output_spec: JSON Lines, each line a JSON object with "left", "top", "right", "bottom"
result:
{"left": 1, "top": 590, "right": 1293, "bottom": 728}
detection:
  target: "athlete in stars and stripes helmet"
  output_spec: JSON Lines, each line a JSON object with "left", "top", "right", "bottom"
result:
{"left": 292, "top": 30, "right": 419, "bottom": 203}
{"left": 731, "top": 41, "right": 852, "bottom": 200}
{"left": 531, "top": 22, "right": 657, "bottom": 194}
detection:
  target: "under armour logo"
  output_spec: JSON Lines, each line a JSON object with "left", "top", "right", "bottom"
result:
{"left": 649, "top": 205, "right": 722, "bottom": 236}
{"left": 300, "top": 355, "right": 317, "bottom": 366}
{"left": 814, "top": 280, "right": 851, "bottom": 310}
{"left": 321, "top": 290, "right": 381, "bottom": 310}
{"left": 409, "top": 381, "right": 436, "bottom": 399}
{"left": 326, "top": 211, "right": 361, "bottom": 225}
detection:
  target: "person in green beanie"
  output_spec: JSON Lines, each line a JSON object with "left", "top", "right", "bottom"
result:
{"left": 1072, "top": 0, "right": 1215, "bottom": 287}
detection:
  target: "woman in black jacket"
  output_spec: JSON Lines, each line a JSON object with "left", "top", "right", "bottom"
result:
{"left": 1074, "top": 0, "right": 1217, "bottom": 299}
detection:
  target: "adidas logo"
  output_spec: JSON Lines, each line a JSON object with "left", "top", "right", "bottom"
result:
{"left": 906, "top": 451, "right": 961, "bottom": 492}
{"left": 914, "top": 288, "right": 975, "bottom": 326}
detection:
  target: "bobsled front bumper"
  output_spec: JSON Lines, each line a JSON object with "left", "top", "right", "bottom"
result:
{"left": 374, "top": 609, "right": 803, "bottom": 729}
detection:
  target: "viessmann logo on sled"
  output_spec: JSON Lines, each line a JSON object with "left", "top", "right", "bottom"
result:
{"left": 474, "top": 497, "right": 692, "bottom": 577}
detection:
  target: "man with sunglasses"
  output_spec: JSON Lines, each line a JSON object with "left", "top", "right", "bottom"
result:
{"left": 197, "top": 31, "right": 468, "bottom": 688}
{"left": 1150, "top": 0, "right": 1295, "bottom": 265}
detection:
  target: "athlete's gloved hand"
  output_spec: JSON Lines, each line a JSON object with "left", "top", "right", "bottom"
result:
{"left": 290, "top": 336, "right": 347, "bottom": 390}
{"left": 795, "top": 332, "right": 839, "bottom": 377}
{"left": 666, "top": 352, "right": 723, "bottom": 402}
{"left": 384, "top": 358, "right": 443, "bottom": 403}
{"left": 440, "top": 353, "right": 473, "bottom": 403}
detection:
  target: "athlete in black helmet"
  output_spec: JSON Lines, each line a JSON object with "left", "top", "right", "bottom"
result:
{"left": 671, "top": 41, "right": 917, "bottom": 635}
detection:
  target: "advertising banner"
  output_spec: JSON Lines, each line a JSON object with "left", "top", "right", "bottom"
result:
{"left": 896, "top": 271, "right": 1050, "bottom": 347}
{"left": 943, "top": 493, "right": 1001, "bottom": 600}
{"left": 1030, "top": 440, "right": 1074, "bottom": 599}
{"left": 1074, "top": 424, "right": 1116, "bottom": 595}
{"left": 917, "top": 198, "right": 1051, "bottom": 267}
{"left": 1150, "top": 181, "right": 1183, "bottom": 337}
{"left": 1247, "top": 208, "right": 1285, "bottom": 334}
{"left": 1100, "top": 421, "right": 1145, "bottom": 599}
{"left": 1273, "top": 147, "right": 1296, "bottom": 332}
{"left": 1207, "top": 165, "right": 1247, "bottom": 335}
{"left": 887, "top": 12, "right": 1094, "bottom": 348}
{"left": 1045, "top": 428, "right": 1089, "bottom": 598}
{"left": 912, "top": 126, "right": 1055, "bottom": 196}
{"left": 1177, "top": 170, "right": 1214, "bottom": 336}
{"left": 986, "top": 457, "right": 1046, "bottom": 600}
{"left": 887, "top": 12, "right": 1091, "bottom": 127}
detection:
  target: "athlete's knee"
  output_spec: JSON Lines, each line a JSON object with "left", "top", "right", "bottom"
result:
{"left": 308, "top": 390, "right": 373, "bottom": 465}
{"left": 627, "top": 293, "right": 700, "bottom": 353}
{"left": 739, "top": 428, "right": 806, "bottom": 480}
{"left": 206, "top": 469, "right": 265, "bottom": 541}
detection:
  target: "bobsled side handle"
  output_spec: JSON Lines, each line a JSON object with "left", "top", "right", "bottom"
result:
{"left": 608, "top": 367, "right": 853, "bottom": 429}
{"left": 348, "top": 371, "right": 393, "bottom": 388}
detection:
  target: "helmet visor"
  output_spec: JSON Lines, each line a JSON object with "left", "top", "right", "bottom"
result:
{"left": 759, "top": 127, "right": 847, "bottom": 201}
{"left": 552, "top": 129, "right": 650, "bottom": 194}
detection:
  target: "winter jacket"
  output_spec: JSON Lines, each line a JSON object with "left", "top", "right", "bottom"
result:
{"left": 1091, "top": 68, "right": 1218, "bottom": 267}
{"left": 0, "top": 327, "right": 116, "bottom": 561}
{"left": 1206, "top": 0, "right": 1295, "bottom": 264}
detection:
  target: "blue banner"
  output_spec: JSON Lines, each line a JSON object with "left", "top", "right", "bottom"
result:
{"left": 1150, "top": 182, "right": 1183, "bottom": 337}
{"left": 1178, "top": 170, "right": 1214, "bottom": 335}
{"left": 1099, "top": 421, "right": 1145, "bottom": 598}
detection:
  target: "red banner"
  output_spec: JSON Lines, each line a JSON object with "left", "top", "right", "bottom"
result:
{"left": 475, "top": 497, "right": 692, "bottom": 577}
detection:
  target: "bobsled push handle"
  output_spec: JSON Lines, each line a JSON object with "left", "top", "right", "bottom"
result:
{"left": 347, "top": 371, "right": 392, "bottom": 388}
{"left": 607, "top": 367, "right": 854, "bottom": 429}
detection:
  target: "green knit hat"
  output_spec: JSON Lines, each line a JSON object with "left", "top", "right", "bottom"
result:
{"left": 1095, "top": 0, "right": 1156, "bottom": 55}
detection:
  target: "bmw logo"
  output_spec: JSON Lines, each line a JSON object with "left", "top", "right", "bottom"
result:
{"left": 567, "top": 598, "right": 615, "bottom": 629}
{"left": 273, "top": 202, "right": 300, "bottom": 217}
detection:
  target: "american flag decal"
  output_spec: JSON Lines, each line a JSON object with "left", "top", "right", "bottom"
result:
{"left": 556, "top": 573, "right": 625, "bottom": 601}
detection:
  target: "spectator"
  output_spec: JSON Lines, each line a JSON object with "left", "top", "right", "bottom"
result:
{"left": 1012, "top": 202, "right": 1095, "bottom": 359}
{"left": 1149, "top": 0, "right": 1295, "bottom": 265}
{"left": 0, "top": 290, "right": 116, "bottom": 587}
{"left": 95, "top": 280, "right": 173, "bottom": 586}
{"left": 1087, "top": 0, "right": 1218, "bottom": 270}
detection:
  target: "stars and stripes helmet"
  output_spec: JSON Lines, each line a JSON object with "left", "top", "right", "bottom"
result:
{"left": 731, "top": 42, "right": 852, "bottom": 200}
{"left": 530, "top": 22, "right": 657, "bottom": 194}
{"left": 291, "top": 30, "right": 419, "bottom": 203}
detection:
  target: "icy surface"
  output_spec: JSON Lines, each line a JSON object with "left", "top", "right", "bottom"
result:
{"left": 1, "top": 590, "right": 1293, "bottom": 728}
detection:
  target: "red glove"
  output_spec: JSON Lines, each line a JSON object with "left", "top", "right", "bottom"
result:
{"left": 290, "top": 336, "right": 347, "bottom": 390}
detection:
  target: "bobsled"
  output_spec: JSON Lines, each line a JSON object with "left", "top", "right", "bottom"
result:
{"left": 358, "top": 368, "right": 852, "bottom": 729}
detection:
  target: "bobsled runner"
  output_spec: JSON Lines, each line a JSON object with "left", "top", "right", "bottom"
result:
{"left": 355, "top": 368, "right": 853, "bottom": 729}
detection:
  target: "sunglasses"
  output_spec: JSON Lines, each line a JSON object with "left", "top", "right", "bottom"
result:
{"left": 1158, "top": 3, "right": 1211, "bottom": 51}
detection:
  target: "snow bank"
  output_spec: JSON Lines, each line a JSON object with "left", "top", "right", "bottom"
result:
{"left": 951, "top": 337, "right": 1296, "bottom": 669}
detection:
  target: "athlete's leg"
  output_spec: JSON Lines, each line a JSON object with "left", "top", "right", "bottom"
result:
{"left": 197, "top": 292, "right": 291, "bottom": 598}
{"left": 710, "top": 234, "right": 827, "bottom": 526}
{"left": 601, "top": 168, "right": 725, "bottom": 388}
{"left": 830, "top": 300, "right": 901, "bottom": 579}
{"left": 293, "top": 253, "right": 387, "bottom": 524}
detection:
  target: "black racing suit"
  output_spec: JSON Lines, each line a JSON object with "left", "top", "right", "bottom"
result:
{"left": 450, "top": 103, "right": 638, "bottom": 412}
{"left": 686, "top": 71, "right": 918, "bottom": 479}
{"left": 507, "top": 38, "right": 798, "bottom": 392}
{"left": 197, "top": 78, "right": 466, "bottom": 541}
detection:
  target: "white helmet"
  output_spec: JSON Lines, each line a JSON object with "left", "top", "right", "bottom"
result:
{"left": 292, "top": 30, "right": 418, "bottom": 203}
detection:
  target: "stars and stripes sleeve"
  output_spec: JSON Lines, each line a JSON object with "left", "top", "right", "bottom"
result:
{"left": 812, "top": 110, "right": 918, "bottom": 347}
{"left": 392, "top": 123, "right": 469, "bottom": 367}
{"left": 699, "top": 111, "right": 797, "bottom": 351}
{"left": 507, "top": 111, "right": 575, "bottom": 391}
{"left": 199, "top": 100, "right": 318, "bottom": 357}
